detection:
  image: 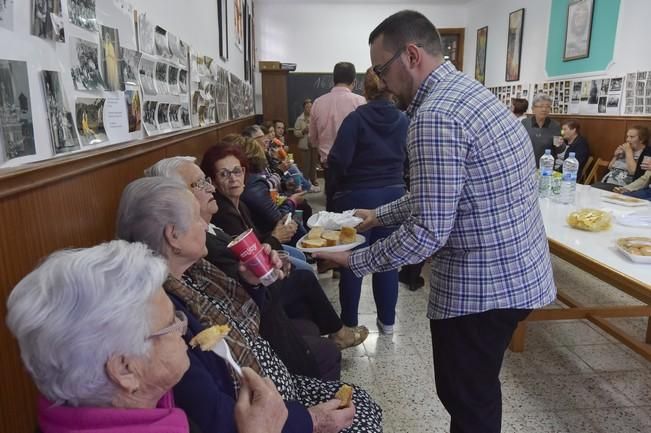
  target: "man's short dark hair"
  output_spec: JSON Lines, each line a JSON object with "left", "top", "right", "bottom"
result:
{"left": 273, "top": 119, "right": 284, "bottom": 127}
{"left": 333, "top": 62, "right": 356, "bottom": 85}
{"left": 303, "top": 98, "right": 312, "bottom": 107}
{"left": 368, "top": 10, "right": 442, "bottom": 56}
{"left": 511, "top": 98, "right": 529, "bottom": 116}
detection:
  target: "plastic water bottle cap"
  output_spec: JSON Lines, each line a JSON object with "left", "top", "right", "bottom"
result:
{"left": 544, "top": 149, "right": 551, "bottom": 155}
{"left": 569, "top": 152, "right": 576, "bottom": 158}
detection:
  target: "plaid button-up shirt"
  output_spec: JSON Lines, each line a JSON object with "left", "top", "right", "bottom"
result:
{"left": 349, "top": 62, "right": 556, "bottom": 319}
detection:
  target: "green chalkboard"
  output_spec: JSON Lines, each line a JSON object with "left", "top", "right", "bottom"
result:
{"left": 286, "top": 73, "right": 365, "bottom": 126}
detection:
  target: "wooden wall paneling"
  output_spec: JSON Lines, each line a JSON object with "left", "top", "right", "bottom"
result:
{"left": 261, "top": 70, "right": 289, "bottom": 125}
{"left": 0, "top": 117, "right": 254, "bottom": 433}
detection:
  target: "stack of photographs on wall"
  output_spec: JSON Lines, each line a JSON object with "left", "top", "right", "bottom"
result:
{"left": 623, "top": 71, "right": 651, "bottom": 115}
{"left": 0, "top": 60, "right": 36, "bottom": 163}
{"left": 531, "top": 80, "right": 572, "bottom": 114}
{"left": 530, "top": 77, "right": 623, "bottom": 115}
{"left": 487, "top": 84, "right": 530, "bottom": 110}
{"left": 228, "top": 73, "right": 253, "bottom": 119}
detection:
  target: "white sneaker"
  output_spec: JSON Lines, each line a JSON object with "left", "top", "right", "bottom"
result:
{"left": 308, "top": 185, "right": 321, "bottom": 193}
{"left": 376, "top": 318, "right": 394, "bottom": 335}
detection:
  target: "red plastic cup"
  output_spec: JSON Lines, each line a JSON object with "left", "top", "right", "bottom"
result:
{"left": 228, "top": 229, "right": 277, "bottom": 286}
{"left": 228, "top": 229, "right": 261, "bottom": 262}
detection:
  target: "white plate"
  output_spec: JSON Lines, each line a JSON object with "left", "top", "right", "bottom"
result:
{"left": 616, "top": 213, "right": 651, "bottom": 228}
{"left": 296, "top": 234, "right": 366, "bottom": 253}
{"left": 615, "top": 238, "right": 651, "bottom": 264}
{"left": 602, "top": 194, "right": 649, "bottom": 207}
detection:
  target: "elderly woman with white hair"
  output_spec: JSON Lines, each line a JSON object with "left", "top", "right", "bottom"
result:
{"left": 5, "top": 241, "right": 190, "bottom": 432}
{"left": 116, "top": 176, "right": 383, "bottom": 433}
{"left": 6, "top": 240, "right": 288, "bottom": 433}
{"left": 521, "top": 93, "right": 561, "bottom": 166}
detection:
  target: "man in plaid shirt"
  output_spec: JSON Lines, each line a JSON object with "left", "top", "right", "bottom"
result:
{"left": 317, "top": 10, "right": 556, "bottom": 433}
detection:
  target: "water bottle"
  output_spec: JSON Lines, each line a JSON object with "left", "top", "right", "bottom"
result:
{"left": 558, "top": 152, "right": 579, "bottom": 204}
{"left": 539, "top": 149, "right": 554, "bottom": 198}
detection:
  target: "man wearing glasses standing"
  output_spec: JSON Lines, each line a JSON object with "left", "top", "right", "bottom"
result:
{"left": 316, "top": 10, "right": 556, "bottom": 433}
{"left": 309, "top": 62, "right": 365, "bottom": 209}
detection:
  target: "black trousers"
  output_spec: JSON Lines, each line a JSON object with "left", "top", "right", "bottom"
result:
{"left": 430, "top": 308, "right": 532, "bottom": 433}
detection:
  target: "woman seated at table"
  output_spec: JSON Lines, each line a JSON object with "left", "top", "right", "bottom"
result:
{"left": 144, "top": 156, "right": 367, "bottom": 379}
{"left": 116, "top": 177, "right": 383, "bottom": 433}
{"left": 593, "top": 126, "right": 650, "bottom": 191}
{"left": 552, "top": 119, "right": 590, "bottom": 175}
{"left": 203, "top": 142, "right": 308, "bottom": 249}
{"left": 522, "top": 93, "right": 561, "bottom": 167}
{"left": 6, "top": 240, "right": 287, "bottom": 433}
{"left": 615, "top": 170, "right": 651, "bottom": 201}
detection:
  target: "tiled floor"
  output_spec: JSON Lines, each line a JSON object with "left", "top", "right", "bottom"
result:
{"left": 315, "top": 257, "right": 651, "bottom": 433}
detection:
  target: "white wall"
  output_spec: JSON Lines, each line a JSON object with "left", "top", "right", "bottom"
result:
{"left": 255, "top": 1, "right": 468, "bottom": 73}
{"left": 463, "top": 0, "right": 651, "bottom": 87}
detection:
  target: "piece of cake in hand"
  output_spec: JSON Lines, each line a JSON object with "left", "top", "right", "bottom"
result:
{"left": 335, "top": 384, "right": 353, "bottom": 408}
{"left": 339, "top": 226, "right": 357, "bottom": 244}
{"left": 189, "top": 324, "right": 231, "bottom": 351}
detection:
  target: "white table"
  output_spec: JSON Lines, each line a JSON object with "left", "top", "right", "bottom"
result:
{"left": 511, "top": 184, "right": 651, "bottom": 360}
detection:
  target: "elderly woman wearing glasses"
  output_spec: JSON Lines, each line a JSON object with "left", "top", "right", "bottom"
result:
{"left": 116, "top": 177, "right": 383, "bottom": 433}
{"left": 144, "top": 156, "right": 368, "bottom": 381}
{"left": 521, "top": 93, "right": 561, "bottom": 166}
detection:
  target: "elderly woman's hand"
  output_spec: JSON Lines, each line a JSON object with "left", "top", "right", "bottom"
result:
{"left": 238, "top": 244, "right": 285, "bottom": 285}
{"left": 613, "top": 186, "right": 629, "bottom": 194}
{"left": 308, "top": 399, "right": 356, "bottom": 433}
{"left": 271, "top": 219, "right": 297, "bottom": 243}
{"left": 235, "top": 367, "right": 288, "bottom": 433}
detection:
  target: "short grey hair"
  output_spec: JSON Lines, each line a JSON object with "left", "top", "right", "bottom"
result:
{"left": 144, "top": 156, "right": 196, "bottom": 181}
{"left": 116, "top": 177, "right": 194, "bottom": 256}
{"left": 5, "top": 240, "right": 167, "bottom": 407}
{"left": 532, "top": 93, "right": 553, "bottom": 107}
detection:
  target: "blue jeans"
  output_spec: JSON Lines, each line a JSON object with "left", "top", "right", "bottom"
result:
{"left": 624, "top": 188, "right": 651, "bottom": 201}
{"left": 333, "top": 185, "right": 406, "bottom": 327}
{"left": 283, "top": 245, "right": 314, "bottom": 273}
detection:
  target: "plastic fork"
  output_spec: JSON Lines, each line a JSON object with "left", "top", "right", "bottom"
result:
{"left": 211, "top": 339, "right": 243, "bottom": 376}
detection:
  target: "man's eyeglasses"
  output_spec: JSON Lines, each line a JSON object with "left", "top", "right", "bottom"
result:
{"left": 148, "top": 311, "right": 188, "bottom": 339}
{"left": 190, "top": 177, "right": 213, "bottom": 191}
{"left": 217, "top": 166, "right": 244, "bottom": 180}
{"left": 373, "top": 43, "right": 423, "bottom": 78}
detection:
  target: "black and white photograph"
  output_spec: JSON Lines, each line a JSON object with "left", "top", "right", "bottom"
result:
{"left": 0, "top": 0, "right": 14, "bottom": 30}
{"left": 0, "top": 60, "right": 36, "bottom": 163}
{"left": 68, "top": 0, "right": 96, "bottom": 32}
{"left": 637, "top": 71, "right": 647, "bottom": 81}
{"left": 178, "top": 40, "right": 189, "bottom": 67}
{"left": 229, "top": 72, "right": 244, "bottom": 119}
{"left": 156, "top": 102, "right": 170, "bottom": 130}
{"left": 609, "top": 77, "right": 623, "bottom": 93}
{"left": 168, "top": 65, "right": 179, "bottom": 95}
{"left": 75, "top": 98, "right": 106, "bottom": 146}
{"left": 571, "top": 81, "right": 581, "bottom": 102}
{"left": 587, "top": 80, "right": 598, "bottom": 104}
{"left": 600, "top": 79, "right": 609, "bottom": 95}
{"left": 41, "top": 70, "right": 79, "bottom": 155}
{"left": 124, "top": 90, "right": 141, "bottom": 133}
{"left": 168, "top": 33, "right": 188, "bottom": 65}
{"left": 563, "top": 0, "right": 594, "bottom": 61}
{"left": 606, "top": 96, "right": 620, "bottom": 108}
{"left": 180, "top": 104, "right": 190, "bottom": 127}
{"left": 636, "top": 97, "right": 644, "bottom": 107}
{"left": 139, "top": 58, "right": 156, "bottom": 95}
{"left": 142, "top": 100, "right": 158, "bottom": 134}
{"left": 154, "top": 62, "right": 169, "bottom": 94}
{"left": 70, "top": 37, "right": 104, "bottom": 91}
{"left": 215, "top": 65, "right": 229, "bottom": 122}
{"left": 137, "top": 11, "right": 155, "bottom": 55}
{"left": 32, "top": 0, "right": 65, "bottom": 42}
{"left": 154, "top": 26, "right": 172, "bottom": 58}
{"left": 597, "top": 96, "right": 606, "bottom": 113}
{"left": 169, "top": 104, "right": 181, "bottom": 129}
{"left": 626, "top": 73, "right": 635, "bottom": 90}
{"left": 100, "top": 25, "right": 124, "bottom": 91}
{"left": 121, "top": 47, "right": 141, "bottom": 86}
{"left": 179, "top": 69, "right": 188, "bottom": 94}
{"left": 636, "top": 80, "right": 645, "bottom": 97}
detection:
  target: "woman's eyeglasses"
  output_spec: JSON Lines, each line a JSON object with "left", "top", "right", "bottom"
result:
{"left": 148, "top": 311, "right": 188, "bottom": 338}
{"left": 217, "top": 166, "right": 244, "bottom": 180}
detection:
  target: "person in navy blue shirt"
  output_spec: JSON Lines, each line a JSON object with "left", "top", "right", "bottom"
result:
{"left": 327, "top": 68, "right": 408, "bottom": 335}
{"left": 553, "top": 119, "right": 590, "bottom": 176}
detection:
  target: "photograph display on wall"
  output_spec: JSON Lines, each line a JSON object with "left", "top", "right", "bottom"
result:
{"left": 487, "top": 83, "right": 529, "bottom": 109}
{"left": 168, "top": 65, "right": 179, "bottom": 95}
{"left": 505, "top": 8, "right": 524, "bottom": 82}
{"left": 169, "top": 104, "right": 181, "bottom": 129}
{"left": 70, "top": 37, "right": 105, "bottom": 91}
{"left": 0, "top": 0, "right": 15, "bottom": 30}
{"left": 563, "top": 0, "right": 594, "bottom": 61}
{"left": 32, "top": 0, "right": 65, "bottom": 42}
{"left": 139, "top": 57, "right": 156, "bottom": 95}
{"left": 156, "top": 102, "right": 170, "bottom": 130}
{"left": 475, "top": 26, "right": 488, "bottom": 85}
{"left": 137, "top": 11, "right": 155, "bottom": 55}
{"left": 124, "top": 90, "right": 141, "bottom": 133}
{"left": 68, "top": 0, "right": 96, "bottom": 32}
{"left": 0, "top": 60, "right": 36, "bottom": 163}
{"left": 121, "top": 47, "right": 141, "bottom": 86}
{"left": 154, "top": 26, "right": 172, "bottom": 58}
{"left": 215, "top": 64, "right": 229, "bottom": 122}
{"left": 623, "top": 71, "right": 651, "bottom": 115}
{"left": 218, "top": 0, "right": 228, "bottom": 60}
{"left": 75, "top": 97, "right": 107, "bottom": 146}
{"left": 142, "top": 100, "right": 158, "bottom": 134}
{"left": 180, "top": 104, "right": 190, "bottom": 127}
{"left": 179, "top": 69, "right": 188, "bottom": 95}
{"left": 154, "top": 62, "right": 169, "bottom": 94}
{"left": 234, "top": 0, "right": 243, "bottom": 51}
{"left": 100, "top": 25, "right": 124, "bottom": 91}
{"left": 41, "top": 70, "right": 79, "bottom": 155}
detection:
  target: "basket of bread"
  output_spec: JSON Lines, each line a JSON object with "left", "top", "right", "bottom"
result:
{"left": 616, "top": 237, "right": 651, "bottom": 264}
{"left": 566, "top": 208, "right": 612, "bottom": 232}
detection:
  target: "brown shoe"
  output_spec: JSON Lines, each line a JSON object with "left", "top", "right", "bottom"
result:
{"left": 330, "top": 326, "right": 369, "bottom": 350}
